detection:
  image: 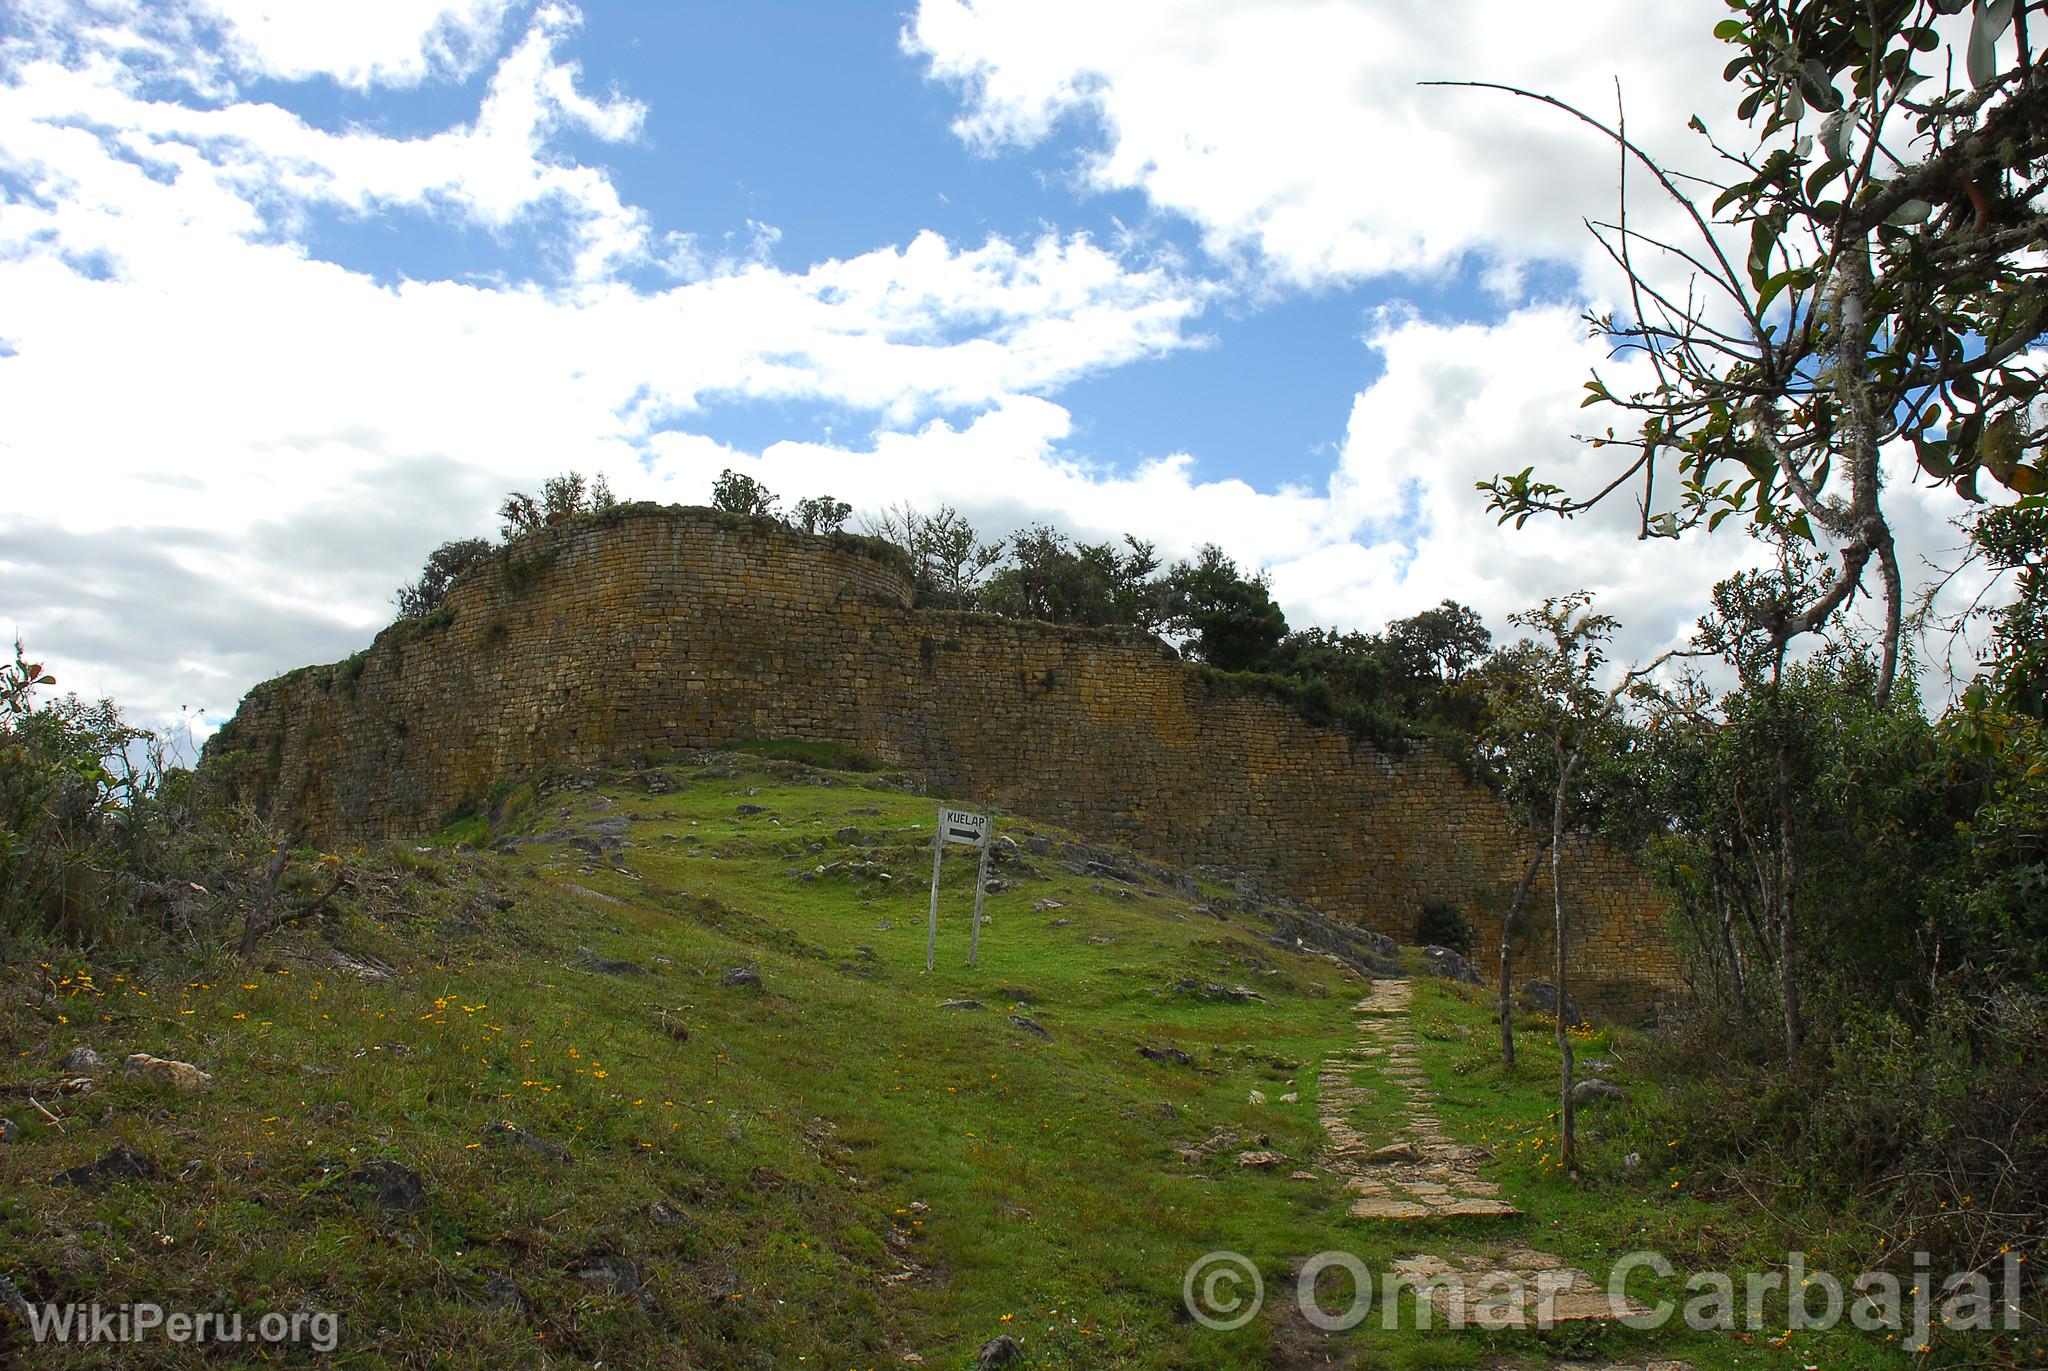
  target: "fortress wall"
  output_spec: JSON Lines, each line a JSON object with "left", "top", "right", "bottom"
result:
{"left": 206, "top": 504, "right": 1682, "bottom": 1013}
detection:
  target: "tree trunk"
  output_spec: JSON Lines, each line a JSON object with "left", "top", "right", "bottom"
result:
{"left": 1553, "top": 749, "right": 1578, "bottom": 1176}
{"left": 1714, "top": 869, "right": 1751, "bottom": 1023}
{"left": 1499, "top": 835, "right": 1550, "bottom": 1068}
{"left": 240, "top": 848, "right": 290, "bottom": 960}
{"left": 1776, "top": 743, "right": 1802, "bottom": 1061}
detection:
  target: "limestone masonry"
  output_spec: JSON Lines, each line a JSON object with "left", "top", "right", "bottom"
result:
{"left": 205, "top": 504, "right": 1682, "bottom": 1013}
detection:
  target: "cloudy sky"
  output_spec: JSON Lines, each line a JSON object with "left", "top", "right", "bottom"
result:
{"left": 0, "top": 0, "right": 1991, "bottom": 732}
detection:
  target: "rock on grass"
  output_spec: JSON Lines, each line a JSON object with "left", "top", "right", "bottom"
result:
{"left": 345, "top": 1160, "right": 426, "bottom": 1213}
{"left": 56, "top": 1045, "right": 104, "bottom": 1073}
{"left": 122, "top": 1053, "right": 212, "bottom": 1092}
{"left": 977, "top": 1334, "right": 1024, "bottom": 1368}
{"left": 51, "top": 1143, "right": 160, "bottom": 1188}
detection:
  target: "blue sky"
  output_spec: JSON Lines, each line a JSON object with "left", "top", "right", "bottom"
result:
{"left": 268, "top": 0, "right": 1432, "bottom": 485}
{"left": 0, "top": 0, "right": 1986, "bottom": 724}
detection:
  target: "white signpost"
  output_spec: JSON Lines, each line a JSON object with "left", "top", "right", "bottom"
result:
{"left": 926, "top": 805, "right": 993, "bottom": 972}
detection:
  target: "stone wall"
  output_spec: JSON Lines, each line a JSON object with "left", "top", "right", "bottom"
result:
{"left": 205, "top": 504, "right": 1682, "bottom": 1013}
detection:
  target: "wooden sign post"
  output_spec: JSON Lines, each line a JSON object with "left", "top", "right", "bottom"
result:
{"left": 926, "top": 805, "right": 993, "bottom": 972}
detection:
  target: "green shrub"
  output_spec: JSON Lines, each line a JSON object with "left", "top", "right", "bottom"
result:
{"left": 1417, "top": 897, "right": 1474, "bottom": 955}
{"left": 497, "top": 546, "right": 557, "bottom": 594}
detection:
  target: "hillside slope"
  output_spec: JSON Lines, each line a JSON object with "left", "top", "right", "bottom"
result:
{"left": 0, "top": 750, "right": 1925, "bottom": 1369}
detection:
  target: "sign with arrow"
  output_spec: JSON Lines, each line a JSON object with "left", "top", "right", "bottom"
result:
{"left": 927, "top": 805, "right": 994, "bottom": 971}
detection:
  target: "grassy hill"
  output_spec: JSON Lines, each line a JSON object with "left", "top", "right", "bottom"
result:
{"left": 0, "top": 749, "right": 1960, "bottom": 1368}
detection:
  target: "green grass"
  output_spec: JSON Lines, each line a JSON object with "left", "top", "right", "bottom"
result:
{"left": 1394, "top": 975, "right": 2039, "bottom": 1370}
{"left": 0, "top": 752, "right": 1992, "bottom": 1368}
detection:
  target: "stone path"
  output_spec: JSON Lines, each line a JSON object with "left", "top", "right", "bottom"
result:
{"left": 1318, "top": 977, "right": 1671, "bottom": 1343}
{"left": 1320, "top": 978, "right": 1519, "bottom": 1221}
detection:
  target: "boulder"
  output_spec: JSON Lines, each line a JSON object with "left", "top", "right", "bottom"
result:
{"left": 569, "top": 1250, "right": 643, "bottom": 1298}
{"left": 576, "top": 947, "right": 648, "bottom": 978}
{"left": 0, "top": 1275, "right": 31, "bottom": 1325}
{"left": 346, "top": 1159, "right": 426, "bottom": 1213}
{"left": 721, "top": 968, "right": 762, "bottom": 988}
{"left": 1571, "top": 1078, "right": 1626, "bottom": 1107}
{"left": 51, "top": 1143, "right": 160, "bottom": 1188}
{"left": 1422, "top": 946, "right": 1482, "bottom": 985}
{"left": 977, "top": 1334, "right": 1025, "bottom": 1369}
{"left": 481, "top": 1120, "right": 570, "bottom": 1161}
{"left": 121, "top": 1053, "right": 212, "bottom": 1093}
{"left": 1520, "top": 979, "right": 1584, "bottom": 1023}
{"left": 481, "top": 1273, "right": 527, "bottom": 1312}
{"left": 56, "top": 1045, "right": 104, "bottom": 1074}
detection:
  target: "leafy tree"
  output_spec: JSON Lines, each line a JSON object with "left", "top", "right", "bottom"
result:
{"left": 1164, "top": 544, "right": 1288, "bottom": 671}
{"left": 1458, "top": 0, "right": 2048, "bottom": 705}
{"left": 710, "top": 469, "right": 779, "bottom": 519}
{"left": 1469, "top": 648, "right": 1562, "bottom": 1070}
{"left": 981, "top": 526, "right": 1166, "bottom": 629}
{"left": 1263, "top": 608, "right": 1493, "bottom": 744}
{"left": 1382, "top": 599, "right": 1494, "bottom": 732}
{"left": 1385, "top": 599, "right": 1492, "bottom": 687}
{"left": 1485, "top": 593, "right": 1647, "bottom": 1172}
{"left": 545, "top": 471, "right": 612, "bottom": 521}
{"left": 1962, "top": 500, "right": 2048, "bottom": 715}
{"left": 499, "top": 470, "right": 615, "bottom": 538}
{"left": 1, "top": 639, "right": 151, "bottom": 944}
{"left": 864, "top": 503, "right": 1006, "bottom": 609}
{"left": 396, "top": 538, "right": 493, "bottom": 618}
{"left": 792, "top": 494, "right": 853, "bottom": 535}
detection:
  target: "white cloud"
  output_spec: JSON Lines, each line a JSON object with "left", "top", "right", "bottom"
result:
{"left": 0, "top": 2, "right": 654, "bottom": 282}
{"left": 0, "top": 0, "right": 2002, "bottom": 736}
{"left": 193, "top": 0, "right": 523, "bottom": 90}
{"left": 907, "top": 0, "right": 1733, "bottom": 292}
{"left": 0, "top": 0, "right": 1217, "bottom": 720}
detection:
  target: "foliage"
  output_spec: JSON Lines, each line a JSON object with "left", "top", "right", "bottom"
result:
{"left": 791, "top": 493, "right": 853, "bottom": 535}
{"left": 1416, "top": 897, "right": 1475, "bottom": 955}
{"left": 982, "top": 525, "right": 1166, "bottom": 630}
{"left": 499, "top": 470, "right": 615, "bottom": 538}
{"left": 1161, "top": 544, "right": 1288, "bottom": 671}
{"left": 395, "top": 537, "right": 493, "bottom": 618}
{"left": 0, "top": 756, "right": 1446, "bottom": 1371}
{"left": 1468, "top": 0, "right": 2048, "bottom": 704}
{"left": 1611, "top": 547, "right": 2047, "bottom": 1270}
{"left": 1, "top": 640, "right": 155, "bottom": 945}
{"left": 1962, "top": 497, "right": 2048, "bottom": 714}
{"left": 863, "top": 502, "right": 1007, "bottom": 609}
{"left": 1483, "top": 591, "right": 1639, "bottom": 1172}
{"left": 708, "top": 467, "right": 780, "bottom": 519}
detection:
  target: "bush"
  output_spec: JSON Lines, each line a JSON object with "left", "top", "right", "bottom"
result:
{"left": 395, "top": 538, "right": 493, "bottom": 618}
{"left": 1416, "top": 897, "right": 1474, "bottom": 955}
{"left": 710, "top": 469, "right": 779, "bottom": 518}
